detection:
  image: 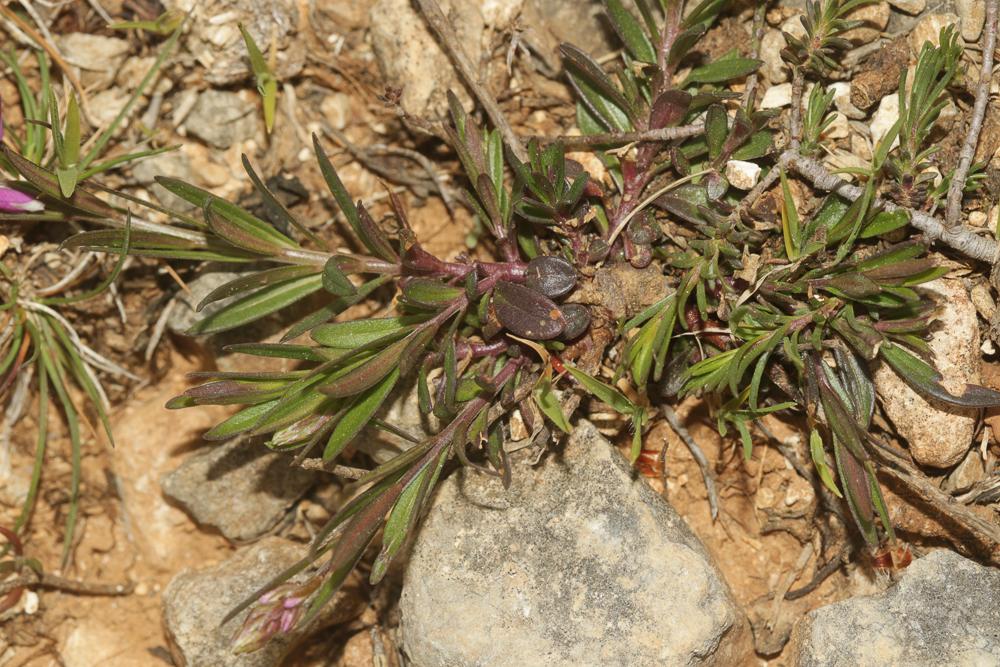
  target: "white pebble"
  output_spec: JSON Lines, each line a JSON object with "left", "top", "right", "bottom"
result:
{"left": 725, "top": 160, "right": 762, "bottom": 190}
{"left": 760, "top": 83, "right": 793, "bottom": 109}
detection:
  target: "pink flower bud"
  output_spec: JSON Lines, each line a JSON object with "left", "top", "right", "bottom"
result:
{"left": 0, "top": 186, "right": 43, "bottom": 213}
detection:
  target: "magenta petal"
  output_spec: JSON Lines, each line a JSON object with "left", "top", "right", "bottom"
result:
{"left": 0, "top": 186, "right": 44, "bottom": 213}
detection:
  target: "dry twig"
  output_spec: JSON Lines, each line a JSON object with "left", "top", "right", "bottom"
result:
{"left": 525, "top": 123, "right": 705, "bottom": 147}
{"left": 743, "top": 2, "right": 769, "bottom": 111}
{"left": 415, "top": 0, "right": 528, "bottom": 162}
{"left": 784, "top": 151, "right": 999, "bottom": 262}
{"left": 0, "top": 570, "right": 133, "bottom": 598}
{"left": 662, "top": 404, "right": 719, "bottom": 520}
{"left": 944, "top": 0, "right": 999, "bottom": 227}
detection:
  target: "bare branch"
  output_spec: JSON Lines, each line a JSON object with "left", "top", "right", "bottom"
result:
{"left": 524, "top": 123, "right": 704, "bottom": 147}
{"left": 662, "top": 404, "right": 719, "bottom": 521}
{"left": 743, "top": 2, "right": 769, "bottom": 111}
{"left": 783, "top": 151, "right": 999, "bottom": 263}
{"left": 944, "top": 0, "right": 999, "bottom": 227}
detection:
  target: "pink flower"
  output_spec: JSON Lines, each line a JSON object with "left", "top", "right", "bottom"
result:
{"left": 0, "top": 97, "right": 44, "bottom": 214}
{"left": 231, "top": 582, "right": 313, "bottom": 654}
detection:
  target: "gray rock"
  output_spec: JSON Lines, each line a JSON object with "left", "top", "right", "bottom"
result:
{"left": 163, "top": 537, "right": 364, "bottom": 667}
{"left": 131, "top": 150, "right": 196, "bottom": 211}
{"left": 400, "top": 420, "right": 752, "bottom": 667}
{"left": 370, "top": 0, "right": 532, "bottom": 119}
{"left": 789, "top": 550, "right": 1000, "bottom": 666}
{"left": 184, "top": 90, "right": 259, "bottom": 149}
{"left": 166, "top": 267, "right": 246, "bottom": 335}
{"left": 162, "top": 438, "right": 317, "bottom": 542}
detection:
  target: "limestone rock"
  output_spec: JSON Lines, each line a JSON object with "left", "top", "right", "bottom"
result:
{"left": 162, "top": 438, "right": 317, "bottom": 542}
{"left": 909, "top": 14, "right": 960, "bottom": 53}
{"left": 163, "top": 538, "right": 364, "bottom": 666}
{"left": 369, "top": 0, "right": 524, "bottom": 119}
{"left": 956, "top": 0, "right": 986, "bottom": 42}
{"left": 841, "top": 2, "right": 891, "bottom": 44}
{"left": 760, "top": 29, "right": 789, "bottom": 84}
{"left": 888, "top": 0, "right": 925, "bottom": 15}
{"left": 761, "top": 82, "right": 793, "bottom": 109}
{"left": 168, "top": 0, "right": 305, "bottom": 86}
{"left": 873, "top": 279, "right": 979, "bottom": 468}
{"left": 789, "top": 550, "right": 1000, "bottom": 666}
{"left": 400, "top": 420, "right": 752, "bottom": 667}
{"left": 870, "top": 93, "right": 901, "bottom": 148}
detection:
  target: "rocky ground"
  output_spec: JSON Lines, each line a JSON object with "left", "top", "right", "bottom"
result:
{"left": 1, "top": 0, "right": 999, "bottom": 666}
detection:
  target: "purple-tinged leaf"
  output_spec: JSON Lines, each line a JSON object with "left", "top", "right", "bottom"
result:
{"left": 524, "top": 256, "right": 577, "bottom": 299}
{"left": 492, "top": 281, "right": 565, "bottom": 340}
{"left": 318, "top": 336, "right": 410, "bottom": 398}
{"left": 880, "top": 343, "right": 1000, "bottom": 408}
{"left": 559, "top": 304, "right": 591, "bottom": 340}
{"left": 649, "top": 90, "right": 692, "bottom": 130}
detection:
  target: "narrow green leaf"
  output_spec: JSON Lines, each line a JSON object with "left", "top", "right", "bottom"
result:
{"left": 188, "top": 273, "right": 324, "bottom": 335}
{"left": 533, "top": 374, "right": 570, "bottom": 433}
{"left": 604, "top": 0, "right": 656, "bottom": 63}
{"left": 198, "top": 265, "right": 319, "bottom": 311}
{"left": 323, "top": 368, "right": 399, "bottom": 461}
{"left": 239, "top": 24, "right": 277, "bottom": 133}
{"left": 809, "top": 429, "right": 843, "bottom": 498}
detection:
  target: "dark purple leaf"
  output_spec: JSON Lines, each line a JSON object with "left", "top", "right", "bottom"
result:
{"left": 559, "top": 304, "right": 591, "bottom": 340}
{"left": 524, "top": 256, "right": 577, "bottom": 299}
{"left": 492, "top": 281, "right": 565, "bottom": 340}
{"left": 649, "top": 90, "right": 692, "bottom": 130}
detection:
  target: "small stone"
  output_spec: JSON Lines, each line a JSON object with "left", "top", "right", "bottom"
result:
{"left": 58, "top": 33, "right": 130, "bottom": 72}
{"left": 841, "top": 2, "right": 890, "bottom": 44}
{"left": 184, "top": 90, "right": 260, "bottom": 149}
{"left": 969, "top": 211, "right": 988, "bottom": 227}
{"left": 726, "top": 160, "right": 762, "bottom": 190}
{"left": 23, "top": 591, "right": 38, "bottom": 615}
{"left": 162, "top": 438, "right": 317, "bottom": 542}
{"left": 956, "top": 0, "right": 986, "bottom": 41}
{"left": 131, "top": 150, "right": 194, "bottom": 211}
{"left": 781, "top": 14, "right": 809, "bottom": 41}
{"left": 829, "top": 82, "right": 867, "bottom": 120}
{"left": 870, "top": 94, "right": 901, "bottom": 148}
{"left": 761, "top": 83, "right": 793, "bottom": 109}
{"left": 163, "top": 538, "right": 365, "bottom": 667}
{"left": 944, "top": 449, "right": 985, "bottom": 494}
{"left": 400, "top": 420, "right": 752, "bottom": 667}
{"left": 873, "top": 280, "right": 979, "bottom": 468}
{"left": 789, "top": 550, "right": 1000, "bottom": 666}
{"left": 822, "top": 112, "right": 850, "bottom": 140}
{"left": 909, "top": 14, "right": 960, "bottom": 52}
{"left": 321, "top": 92, "right": 353, "bottom": 131}
{"left": 86, "top": 88, "right": 130, "bottom": 130}
{"left": 887, "top": 0, "right": 925, "bottom": 15}
{"left": 115, "top": 55, "right": 173, "bottom": 96}
{"left": 760, "top": 29, "right": 788, "bottom": 84}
